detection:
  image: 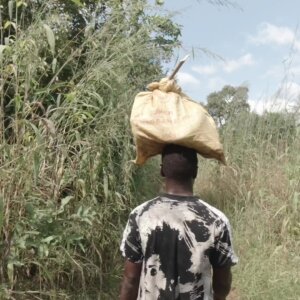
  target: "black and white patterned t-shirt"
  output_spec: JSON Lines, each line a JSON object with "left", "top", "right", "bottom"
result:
{"left": 120, "top": 194, "right": 238, "bottom": 300}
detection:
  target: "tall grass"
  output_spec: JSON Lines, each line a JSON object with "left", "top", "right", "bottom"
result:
{"left": 1, "top": 1, "right": 299, "bottom": 299}
{"left": 197, "top": 112, "right": 300, "bottom": 300}
{"left": 0, "top": 1, "right": 177, "bottom": 298}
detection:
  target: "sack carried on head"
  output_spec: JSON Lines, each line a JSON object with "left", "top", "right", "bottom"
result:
{"left": 130, "top": 78, "right": 225, "bottom": 165}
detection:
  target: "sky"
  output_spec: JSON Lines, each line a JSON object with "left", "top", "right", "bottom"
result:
{"left": 158, "top": 0, "right": 300, "bottom": 114}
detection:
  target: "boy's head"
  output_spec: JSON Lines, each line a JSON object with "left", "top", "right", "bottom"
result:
{"left": 161, "top": 144, "right": 198, "bottom": 181}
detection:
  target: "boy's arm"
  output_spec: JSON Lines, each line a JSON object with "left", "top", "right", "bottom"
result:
{"left": 120, "top": 260, "right": 142, "bottom": 300}
{"left": 212, "top": 266, "right": 232, "bottom": 300}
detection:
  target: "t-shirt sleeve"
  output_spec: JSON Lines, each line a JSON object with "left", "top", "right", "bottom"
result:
{"left": 209, "top": 218, "right": 238, "bottom": 268}
{"left": 120, "top": 211, "right": 143, "bottom": 263}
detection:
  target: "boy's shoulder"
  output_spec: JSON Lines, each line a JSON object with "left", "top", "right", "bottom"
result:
{"left": 130, "top": 196, "right": 161, "bottom": 216}
{"left": 197, "top": 198, "right": 230, "bottom": 225}
{"left": 130, "top": 195, "right": 230, "bottom": 226}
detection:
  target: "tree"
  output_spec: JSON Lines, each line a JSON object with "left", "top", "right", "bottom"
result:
{"left": 206, "top": 85, "right": 250, "bottom": 126}
{"left": 0, "top": 0, "right": 181, "bottom": 140}
{"left": 0, "top": 0, "right": 181, "bottom": 296}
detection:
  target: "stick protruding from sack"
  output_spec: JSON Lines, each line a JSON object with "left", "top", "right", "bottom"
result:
{"left": 168, "top": 55, "right": 190, "bottom": 80}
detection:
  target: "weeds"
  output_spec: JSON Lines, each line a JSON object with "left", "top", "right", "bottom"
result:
{"left": 0, "top": 1, "right": 299, "bottom": 299}
{"left": 197, "top": 112, "right": 300, "bottom": 300}
{"left": 0, "top": 0, "right": 179, "bottom": 298}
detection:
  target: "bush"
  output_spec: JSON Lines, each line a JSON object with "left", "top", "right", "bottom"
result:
{"left": 0, "top": 1, "right": 179, "bottom": 298}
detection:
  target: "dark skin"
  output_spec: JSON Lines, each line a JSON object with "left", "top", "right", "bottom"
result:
{"left": 120, "top": 260, "right": 142, "bottom": 300}
{"left": 120, "top": 168, "right": 232, "bottom": 300}
{"left": 213, "top": 265, "right": 232, "bottom": 300}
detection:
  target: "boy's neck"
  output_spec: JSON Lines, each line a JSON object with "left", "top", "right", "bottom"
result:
{"left": 164, "top": 178, "right": 194, "bottom": 197}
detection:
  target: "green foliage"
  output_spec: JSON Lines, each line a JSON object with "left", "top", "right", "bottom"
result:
{"left": 260, "top": 112, "right": 297, "bottom": 140}
{"left": 2, "top": 1, "right": 297, "bottom": 299}
{"left": 206, "top": 85, "right": 250, "bottom": 126}
{"left": 0, "top": 0, "right": 179, "bottom": 297}
{"left": 197, "top": 109, "right": 300, "bottom": 300}
{"left": 221, "top": 110, "right": 298, "bottom": 168}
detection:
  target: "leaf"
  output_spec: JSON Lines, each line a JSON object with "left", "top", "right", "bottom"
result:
{"left": 83, "top": 218, "right": 92, "bottom": 226}
{"left": 25, "top": 203, "right": 34, "bottom": 217}
{"left": 71, "top": 0, "right": 84, "bottom": 7}
{"left": 56, "top": 93, "right": 62, "bottom": 107}
{"left": 24, "top": 231, "right": 40, "bottom": 235}
{"left": 61, "top": 196, "right": 72, "bottom": 207}
{"left": 39, "top": 244, "right": 49, "bottom": 257}
{"left": 33, "top": 151, "right": 40, "bottom": 182}
{"left": 14, "top": 94, "right": 22, "bottom": 112}
{"left": 7, "top": 261, "right": 14, "bottom": 284}
{"left": 52, "top": 57, "right": 57, "bottom": 73}
{"left": 29, "top": 122, "right": 43, "bottom": 144}
{"left": 42, "top": 118, "right": 56, "bottom": 135}
{"left": 292, "top": 192, "right": 299, "bottom": 213}
{"left": 4, "top": 21, "right": 16, "bottom": 29}
{"left": 8, "top": 0, "right": 14, "bottom": 20}
{"left": 59, "top": 196, "right": 73, "bottom": 212}
{"left": 17, "top": 0, "right": 27, "bottom": 7}
{"left": 43, "top": 24, "right": 55, "bottom": 55}
{"left": 17, "top": 236, "right": 26, "bottom": 249}
{"left": 41, "top": 236, "right": 56, "bottom": 244}
{"left": 103, "top": 174, "right": 109, "bottom": 200}
{"left": 0, "top": 196, "right": 4, "bottom": 232}
{"left": 0, "top": 45, "right": 7, "bottom": 60}
{"left": 66, "top": 92, "right": 76, "bottom": 102}
{"left": 77, "top": 206, "right": 83, "bottom": 216}
{"left": 77, "top": 179, "right": 86, "bottom": 197}
{"left": 78, "top": 242, "right": 86, "bottom": 253}
{"left": 88, "top": 91, "right": 104, "bottom": 106}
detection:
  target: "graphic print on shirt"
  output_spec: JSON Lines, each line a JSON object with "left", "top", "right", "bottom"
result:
{"left": 121, "top": 195, "right": 238, "bottom": 300}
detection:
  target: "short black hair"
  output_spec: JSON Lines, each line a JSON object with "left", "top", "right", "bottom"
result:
{"left": 161, "top": 144, "right": 198, "bottom": 180}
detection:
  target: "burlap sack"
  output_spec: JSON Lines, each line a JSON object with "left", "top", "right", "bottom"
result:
{"left": 130, "top": 78, "right": 225, "bottom": 165}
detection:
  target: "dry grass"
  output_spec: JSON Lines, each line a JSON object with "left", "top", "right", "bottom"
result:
{"left": 196, "top": 113, "right": 300, "bottom": 300}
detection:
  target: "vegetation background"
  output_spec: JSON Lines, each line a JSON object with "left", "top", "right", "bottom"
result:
{"left": 0, "top": 0, "right": 299, "bottom": 299}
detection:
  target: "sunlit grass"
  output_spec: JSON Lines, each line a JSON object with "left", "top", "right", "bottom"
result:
{"left": 196, "top": 113, "right": 300, "bottom": 300}
{"left": 0, "top": 1, "right": 174, "bottom": 298}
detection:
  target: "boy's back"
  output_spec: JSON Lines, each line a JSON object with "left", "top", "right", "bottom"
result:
{"left": 121, "top": 194, "right": 237, "bottom": 300}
